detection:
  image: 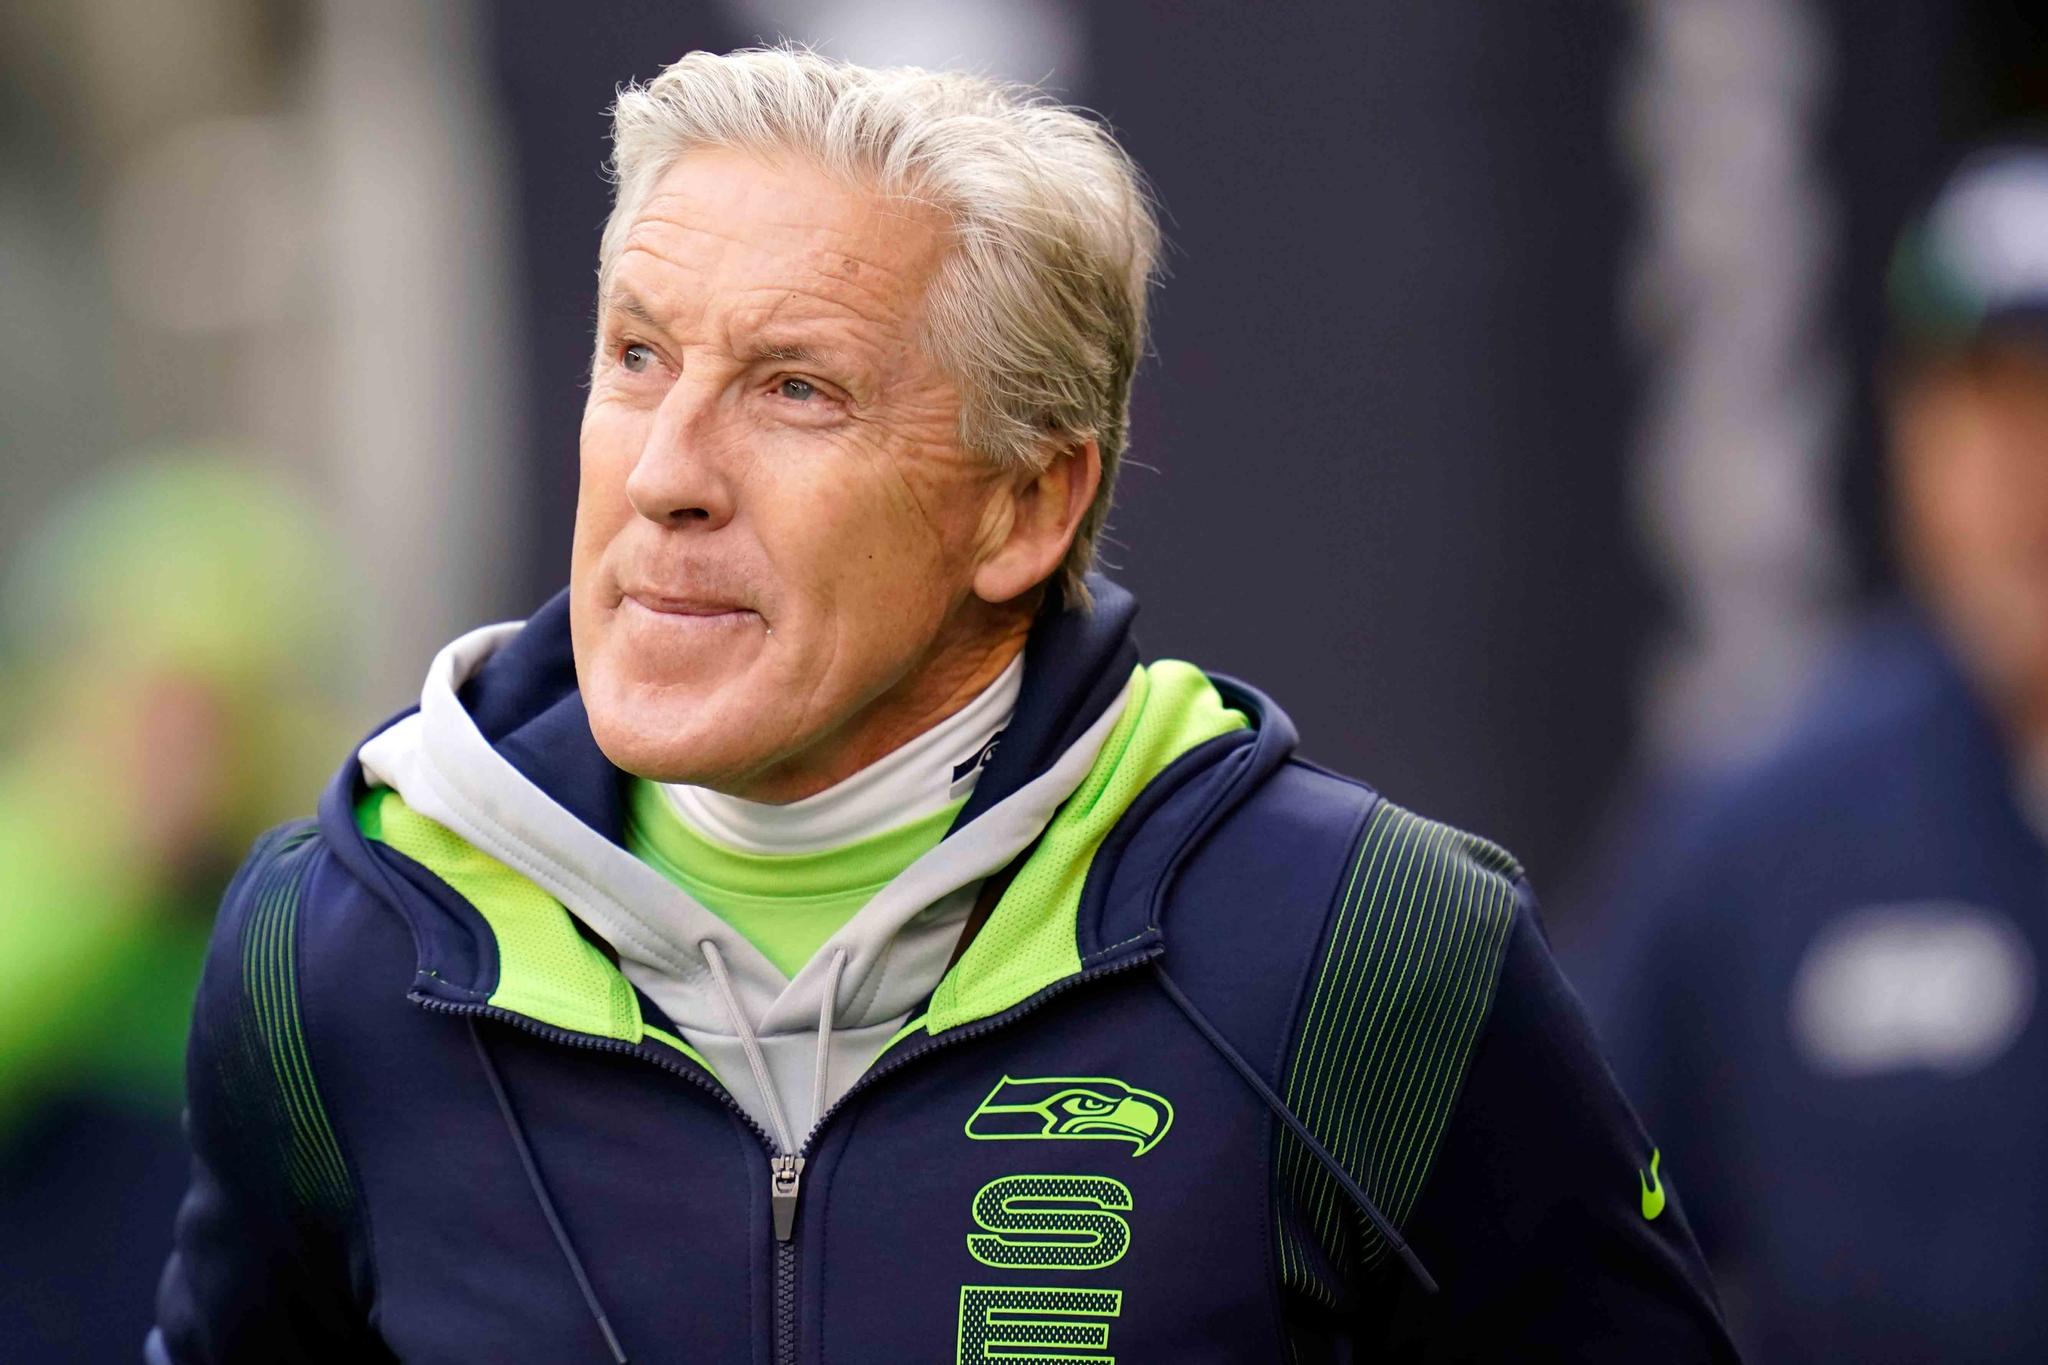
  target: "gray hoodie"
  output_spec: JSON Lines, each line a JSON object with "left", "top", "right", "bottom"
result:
{"left": 357, "top": 622, "right": 1131, "bottom": 1154}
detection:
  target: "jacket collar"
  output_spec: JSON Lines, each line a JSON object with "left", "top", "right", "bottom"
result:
{"left": 955, "top": 576, "right": 1142, "bottom": 828}
{"left": 318, "top": 575, "right": 1285, "bottom": 1040}
{"left": 381, "top": 574, "right": 1145, "bottom": 850}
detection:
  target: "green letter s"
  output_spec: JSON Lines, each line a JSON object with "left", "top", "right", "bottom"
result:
{"left": 966, "top": 1174, "right": 1133, "bottom": 1271}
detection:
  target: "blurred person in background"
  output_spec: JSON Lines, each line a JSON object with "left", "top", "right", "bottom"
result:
{"left": 1577, "top": 139, "right": 2048, "bottom": 1362}
{"left": 0, "top": 455, "right": 343, "bottom": 1362}
{"left": 149, "top": 47, "right": 1734, "bottom": 1363}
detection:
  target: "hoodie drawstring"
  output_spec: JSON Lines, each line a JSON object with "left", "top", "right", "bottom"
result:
{"left": 701, "top": 939, "right": 850, "bottom": 1243}
{"left": 812, "top": 947, "right": 849, "bottom": 1137}
{"left": 700, "top": 940, "right": 798, "bottom": 1154}
{"left": 1151, "top": 963, "right": 1440, "bottom": 1295}
{"left": 468, "top": 1019, "right": 631, "bottom": 1363}
{"left": 700, "top": 938, "right": 851, "bottom": 1153}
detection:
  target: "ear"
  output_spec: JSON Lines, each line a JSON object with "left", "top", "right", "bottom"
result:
{"left": 972, "top": 437, "right": 1102, "bottom": 605}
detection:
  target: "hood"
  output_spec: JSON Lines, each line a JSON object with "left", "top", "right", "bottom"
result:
{"left": 318, "top": 577, "right": 1292, "bottom": 1057}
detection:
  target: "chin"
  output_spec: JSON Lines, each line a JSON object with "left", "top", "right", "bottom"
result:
{"left": 590, "top": 705, "right": 745, "bottom": 785}
{"left": 575, "top": 608, "right": 764, "bottom": 770}
{"left": 580, "top": 664, "right": 765, "bottom": 787}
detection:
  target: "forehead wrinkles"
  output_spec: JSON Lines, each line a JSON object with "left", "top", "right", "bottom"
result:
{"left": 616, "top": 178, "right": 949, "bottom": 330}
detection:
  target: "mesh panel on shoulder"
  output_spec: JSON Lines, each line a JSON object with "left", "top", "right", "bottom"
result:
{"left": 361, "top": 789, "right": 640, "bottom": 1041}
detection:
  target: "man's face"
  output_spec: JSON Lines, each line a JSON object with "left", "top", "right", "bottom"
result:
{"left": 572, "top": 149, "right": 1014, "bottom": 796}
{"left": 1895, "top": 339, "right": 2048, "bottom": 715}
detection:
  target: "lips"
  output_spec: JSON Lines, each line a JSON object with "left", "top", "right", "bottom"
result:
{"left": 618, "top": 587, "right": 765, "bottom": 636}
{"left": 625, "top": 590, "right": 750, "bottom": 617}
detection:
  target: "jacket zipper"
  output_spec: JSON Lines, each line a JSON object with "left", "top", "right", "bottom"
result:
{"left": 416, "top": 998, "right": 803, "bottom": 1360}
{"left": 771, "top": 1156, "right": 803, "bottom": 1365}
{"left": 419, "top": 939, "right": 1160, "bottom": 1365}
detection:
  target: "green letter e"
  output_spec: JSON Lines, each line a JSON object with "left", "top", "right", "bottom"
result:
{"left": 957, "top": 1286, "right": 1121, "bottom": 1364}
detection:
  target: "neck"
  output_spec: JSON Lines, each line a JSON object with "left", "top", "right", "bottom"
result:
{"left": 725, "top": 593, "right": 1036, "bottom": 804}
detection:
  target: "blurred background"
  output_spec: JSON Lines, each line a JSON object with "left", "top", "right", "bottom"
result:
{"left": 4, "top": 0, "right": 2047, "bottom": 1359}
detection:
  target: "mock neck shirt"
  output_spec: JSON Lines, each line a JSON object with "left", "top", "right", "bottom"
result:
{"left": 624, "top": 653, "right": 1024, "bottom": 978}
{"left": 656, "top": 652, "right": 1023, "bottom": 855}
{"left": 625, "top": 784, "right": 963, "bottom": 978}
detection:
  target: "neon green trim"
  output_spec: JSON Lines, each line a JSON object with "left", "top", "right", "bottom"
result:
{"left": 875, "top": 1011, "right": 930, "bottom": 1063}
{"left": 925, "top": 661, "right": 1247, "bottom": 1033}
{"left": 358, "top": 789, "right": 641, "bottom": 1043}
{"left": 361, "top": 790, "right": 725, "bottom": 1076}
{"left": 625, "top": 778, "right": 959, "bottom": 978}
{"left": 1640, "top": 1148, "right": 1666, "bottom": 1221}
{"left": 355, "top": 787, "right": 383, "bottom": 841}
{"left": 240, "top": 829, "right": 354, "bottom": 1212}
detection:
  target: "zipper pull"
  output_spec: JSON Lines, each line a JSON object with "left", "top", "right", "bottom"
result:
{"left": 770, "top": 1154, "right": 806, "bottom": 1242}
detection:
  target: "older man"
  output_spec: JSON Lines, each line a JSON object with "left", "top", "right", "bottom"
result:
{"left": 152, "top": 49, "right": 1733, "bottom": 1362}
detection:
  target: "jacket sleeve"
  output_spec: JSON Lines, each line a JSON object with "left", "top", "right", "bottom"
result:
{"left": 148, "top": 824, "right": 385, "bottom": 1363}
{"left": 1369, "top": 886, "right": 1740, "bottom": 1362}
{"left": 1564, "top": 795, "right": 1748, "bottom": 1270}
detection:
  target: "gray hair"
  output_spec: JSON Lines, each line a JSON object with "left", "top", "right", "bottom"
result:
{"left": 600, "top": 47, "right": 1161, "bottom": 606}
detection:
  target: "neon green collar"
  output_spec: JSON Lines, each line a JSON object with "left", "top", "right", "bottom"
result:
{"left": 625, "top": 778, "right": 959, "bottom": 899}
{"left": 624, "top": 779, "right": 960, "bottom": 977}
{"left": 923, "top": 660, "right": 1245, "bottom": 1032}
{"left": 357, "top": 659, "right": 1247, "bottom": 1055}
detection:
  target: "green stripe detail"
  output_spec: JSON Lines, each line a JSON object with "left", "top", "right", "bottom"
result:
{"left": 925, "top": 661, "right": 1247, "bottom": 1034}
{"left": 236, "top": 828, "right": 353, "bottom": 1213}
{"left": 358, "top": 789, "right": 641, "bottom": 1043}
{"left": 625, "top": 777, "right": 960, "bottom": 978}
{"left": 1275, "top": 800, "right": 1520, "bottom": 1297}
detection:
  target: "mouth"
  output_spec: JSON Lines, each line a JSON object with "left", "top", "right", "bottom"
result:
{"left": 620, "top": 590, "right": 763, "bottom": 630}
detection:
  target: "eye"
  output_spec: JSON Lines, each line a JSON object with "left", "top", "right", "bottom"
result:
{"left": 620, "top": 342, "right": 656, "bottom": 374}
{"left": 776, "top": 377, "right": 817, "bottom": 402}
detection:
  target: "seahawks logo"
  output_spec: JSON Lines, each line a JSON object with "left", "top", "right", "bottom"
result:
{"left": 964, "top": 1076, "right": 1174, "bottom": 1157}
{"left": 950, "top": 730, "right": 1004, "bottom": 794}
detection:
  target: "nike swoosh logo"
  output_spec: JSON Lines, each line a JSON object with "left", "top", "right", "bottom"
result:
{"left": 1639, "top": 1148, "right": 1666, "bottom": 1221}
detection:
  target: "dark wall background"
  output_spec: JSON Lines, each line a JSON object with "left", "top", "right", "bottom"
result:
{"left": 489, "top": 2, "right": 749, "bottom": 607}
{"left": 1088, "top": 3, "right": 1644, "bottom": 886}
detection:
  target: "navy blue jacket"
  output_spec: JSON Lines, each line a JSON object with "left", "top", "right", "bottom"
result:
{"left": 153, "top": 582, "right": 1733, "bottom": 1362}
{"left": 1573, "top": 609, "right": 2048, "bottom": 1361}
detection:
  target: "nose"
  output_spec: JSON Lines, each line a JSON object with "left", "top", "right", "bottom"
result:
{"left": 624, "top": 374, "right": 737, "bottom": 529}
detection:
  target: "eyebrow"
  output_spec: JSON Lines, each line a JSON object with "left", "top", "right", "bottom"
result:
{"left": 602, "top": 290, "right": 855, "bottom": 373}
{"left": 606, "top": 289, "right": 661, "bottom": 327}
{"left": 749, "top": 341, "right": 823, "bottom": 365}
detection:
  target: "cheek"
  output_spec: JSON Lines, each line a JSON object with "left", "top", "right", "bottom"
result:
{"left": 749, "top": 454, "right": 970, "bottom": 656}
{"left": 784, "top": 455, "right": 968, "bottom": 595}
{"left": 572, "top": 404, "right": 646, "bottom": 567}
